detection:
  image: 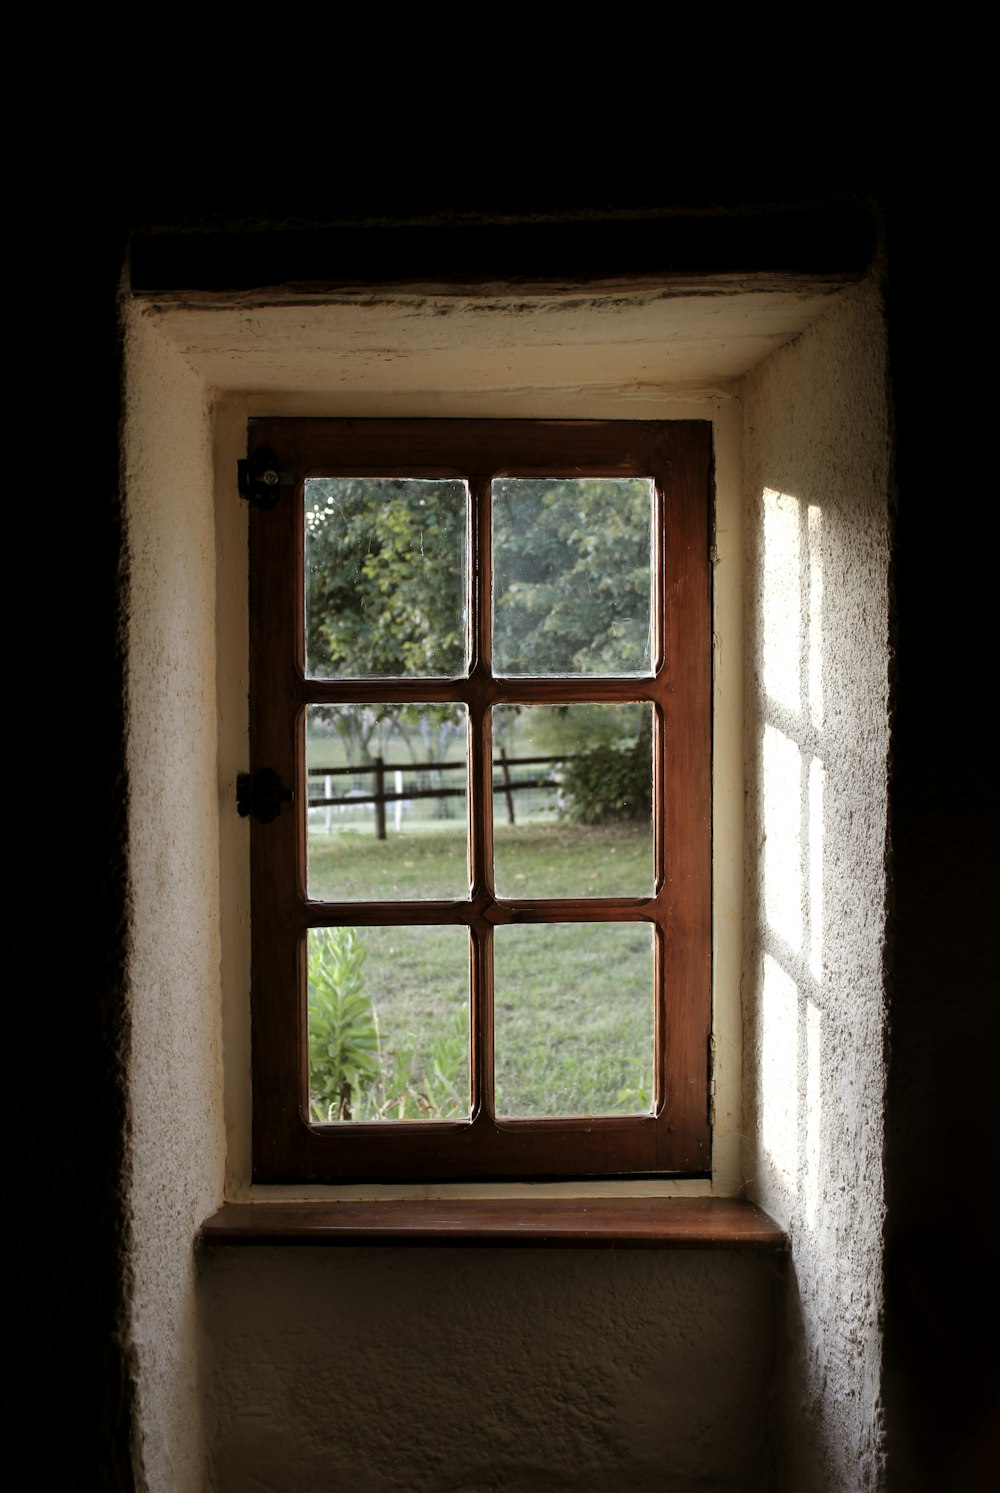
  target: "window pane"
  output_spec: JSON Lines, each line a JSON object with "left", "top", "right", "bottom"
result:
{"left": 307, "top": 925, "right": 470, "bottom": 1123}
{"left": 492, "top": 478, "right": 654, "bottom": 676}
{"left": 494, "top": 923, "right": 654, "bottom": 1118}
{"left": 305, "top": 478, "right": 468, "bottom": 679}
{"left": 307, "top": 705, "right": 469, "bottom": 900}
{"left": 492, "top": 703, "right": 654, "bottom": 898}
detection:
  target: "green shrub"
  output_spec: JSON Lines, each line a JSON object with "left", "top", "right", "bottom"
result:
{"left": 560, "top": 740, "right": 651, "bottom": 825}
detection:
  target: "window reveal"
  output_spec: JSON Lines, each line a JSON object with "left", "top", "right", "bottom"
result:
{"left": 246, "top": 419, "right": 712, "bottom": 1182}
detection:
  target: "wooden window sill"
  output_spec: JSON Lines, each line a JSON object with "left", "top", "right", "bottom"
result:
{"left": 200, "top": 1197, "right": 786, "bottom": 1250}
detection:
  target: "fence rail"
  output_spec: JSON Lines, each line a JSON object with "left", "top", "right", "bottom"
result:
{"left": 307, "top": 751, "right": 570, "bottom": 837}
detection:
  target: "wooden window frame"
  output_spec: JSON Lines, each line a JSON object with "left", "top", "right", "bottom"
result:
{"left": 247, "top": 418, "right": 712, "bottom": 1183}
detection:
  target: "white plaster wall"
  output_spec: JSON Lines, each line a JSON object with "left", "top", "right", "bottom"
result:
{"left": 125, "top": 311, "right": 227, "bottom": 1491}
{"left": 120, "top": 287, "right": 808, "bottom": 1492}
{"left": 201, "top": 1246, "right": 780, "bottom": 1493}
{"left": 741, "top": 276, "right": 891, "bottom": 1490}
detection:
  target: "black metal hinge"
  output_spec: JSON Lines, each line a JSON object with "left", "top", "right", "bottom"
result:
{"left": 237, "top": 447, "right": 294, "bottom": 511}
{"left": 236, "top": 769, "right": 294, "bottom": 823}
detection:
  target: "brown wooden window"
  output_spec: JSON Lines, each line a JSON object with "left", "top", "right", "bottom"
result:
{"left": 246, "top": 419, "right": 712, "bottom": 1183}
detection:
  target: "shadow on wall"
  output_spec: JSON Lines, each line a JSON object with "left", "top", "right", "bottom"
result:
{"left": 198, "top": 1246, "right": 783, "bottom": 1493}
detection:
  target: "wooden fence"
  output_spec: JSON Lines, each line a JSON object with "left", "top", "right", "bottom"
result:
{"left": 307, "top": 750, "right": 570, "bottom": 838}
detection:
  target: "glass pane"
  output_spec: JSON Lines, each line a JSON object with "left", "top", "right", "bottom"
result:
{"left": 307, "top": 705, "right": 469, "bottom": 900}
{"left": 308, "top": 925, "right": 470, "bottom": 1123}
{"left": 494, "top": 923, "right": 654, "bottom": 1118}
{"left": 492, "top": 477, "right": 654, "bottom": 676}
{"left": 492, "top": 703, "right": 654, "bottom": 898}
{"left": 305, "top": 477, "right": 468, "bottom": 678}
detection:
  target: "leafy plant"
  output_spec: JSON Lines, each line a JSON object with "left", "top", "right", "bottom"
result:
{"left": 560, "top": 739, "right": 651, "bottom": 825}
{"left": 308, "top": 927, "right": 380, "bottom": 1121}
{"left": 308, "top": 925, "right": 470, "bottom": 1123}
{"left": 363, "top": 1006, "right": 469, "bottom": 1121}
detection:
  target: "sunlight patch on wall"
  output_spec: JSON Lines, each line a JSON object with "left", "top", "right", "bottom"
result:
{"left": 807, "top": 503, "right": 824, "bottom": 729}
{"left": 761, "top": 953, "right": 799, "bottom": 1192}
{"left": 808, "top": 757, "right": 825, "bottom": 983}
{"left": 762, "top": 488, "right": 801, "bottom": 712}
{"left": 763, "top": 724, "right": 803, "bottom": 952}
{"left": 805, "top": 999, "right": 823, "bottom": 1228}
{"left": 759, "top": 487, "right": 827, "bottom": 1212}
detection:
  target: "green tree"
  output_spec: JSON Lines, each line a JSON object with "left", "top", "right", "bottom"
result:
{"left": 490, "top": 477, "right": 654, "bottom": 823}
{"left": 306, "top": 477, "right": 467, "bottom": 770}
{"left": 304, "top": 475, "right": 654, "bottom": 780}
{"left": 492, "top": 477, "right": 653, "bottom": 675}
{"left": 306, "top": 477, "right": 466, "bottom": 680}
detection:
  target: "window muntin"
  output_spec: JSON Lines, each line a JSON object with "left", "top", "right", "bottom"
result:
{"left": 247, "top": 419, "right": 712, "bottom": 1182}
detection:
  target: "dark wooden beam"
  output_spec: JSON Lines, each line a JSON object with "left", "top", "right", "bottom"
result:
{"left": 131, "top": 205, "right": 876, "bottom": 300}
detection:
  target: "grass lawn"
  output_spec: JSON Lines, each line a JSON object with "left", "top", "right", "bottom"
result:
{"left": 307, "top": 820, "right": 653, "bottom": 901}
{"left": 307, "top": 822, "right": 653, "bottom": 1121}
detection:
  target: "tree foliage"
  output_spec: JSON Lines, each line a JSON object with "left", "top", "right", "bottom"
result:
{"left": 304, "top": 475, "right": 654, "bottom": 783}
{"left": 306, "top": 477, "right": 467, "bottom": 679}
{"left": 492, "top": 478, "right": 652, "bottom": 675}
{"left": 306, "top": 477, "right": 466, "bottom": 765}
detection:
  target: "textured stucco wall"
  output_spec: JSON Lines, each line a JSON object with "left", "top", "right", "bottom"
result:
{"left": 202, "top": 1246, "right": 780, "bottom": 1493}
{"left": 741, "top": 276, "right": 891, "bottom": 1490}
{"left": 123, "top": 280, "right": 888, "bottom": 1491}
{"left": 125, "top": 310, "right": 227, "bottom": 1490}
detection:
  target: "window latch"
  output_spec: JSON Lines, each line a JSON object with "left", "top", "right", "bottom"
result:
{"left": 237, "top": 447, "right": 293, "bottom": 511}
{"left": 236, "top": 769, "right": 294, "bottom": 823}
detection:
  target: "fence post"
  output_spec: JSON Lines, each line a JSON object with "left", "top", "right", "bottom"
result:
{"left": 324, "top": 774, "right": 333, "bottom": 835}
{"left": 500, "top": 748, "right": 516, "bottom": 825}
{"left": 374, "top": 756, "right": 387, "bottom": 840}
